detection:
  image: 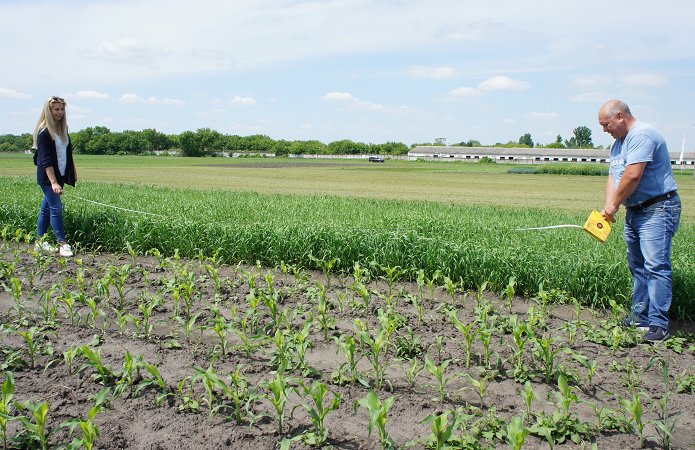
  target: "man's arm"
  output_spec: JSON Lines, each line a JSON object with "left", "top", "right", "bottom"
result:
{"left": 601, "top": 162, "right": 646, "bottom": 222}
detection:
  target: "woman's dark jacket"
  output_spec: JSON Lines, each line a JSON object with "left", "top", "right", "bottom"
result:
{"left": 36, "top": 128, "right": 76, "bottom": 187}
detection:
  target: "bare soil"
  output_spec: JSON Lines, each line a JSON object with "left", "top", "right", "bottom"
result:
{"left": 1, "top": 243, "right": 694, "bottom": 450}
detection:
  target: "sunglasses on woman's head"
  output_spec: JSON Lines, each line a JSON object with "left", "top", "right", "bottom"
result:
{"left": 50, "top": 96, "right": 65, "bottom": 103}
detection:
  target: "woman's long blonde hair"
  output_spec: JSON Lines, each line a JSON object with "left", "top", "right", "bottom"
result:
{"left": 32, "top": 96, "right": 68, "bottom": 148}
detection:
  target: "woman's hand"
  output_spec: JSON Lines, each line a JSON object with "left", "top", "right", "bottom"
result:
{"left": 51, "top": 181, "right": 63, "bottom": 195}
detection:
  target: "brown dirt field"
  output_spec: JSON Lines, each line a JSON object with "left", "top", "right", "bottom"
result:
{"left": 1, "top": 243, "right": 694, "bottom": 449}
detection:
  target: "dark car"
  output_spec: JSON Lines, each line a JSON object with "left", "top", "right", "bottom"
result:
{"left": 368, "top": 156, "right": 385, "bottom": 163}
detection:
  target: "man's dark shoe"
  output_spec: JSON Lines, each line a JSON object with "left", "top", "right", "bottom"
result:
{"left": 621, "top": 316, "right": 649, "bottom": 331}
{"left": 643, "top": 326, "right": 670, "bottom": 343}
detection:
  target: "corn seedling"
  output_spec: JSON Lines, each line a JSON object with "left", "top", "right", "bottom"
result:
{"left": 464, "top": 369, "right": 496, "bottom": 409}
{"left": 298, "top": 381, "right": 342, "bottom": 446}
{"left": 214, "top": 366, "right": 258, "bottom": 425}
{"left": 15, "top": 400, "right": 50, "bottom": 450}
{"left": 358, "top": 321, "right": 392, "bottom": 390}
{"left": 261, "top": 362, "right": 298, "bottom": 435}
{"left": 506, "top": 416, "right": 529, "bottom": 450}
{"left": 533, "top": 334, "right": 563, "bottom": 384}
{"left": 108, "top": 263, "right": 132, "bottom": 311}
{"left": 309, "top": 254, "right": 340, "bottom": 290}
{"left": 520, "top": 381, "right": 535, "bottom": 425}
{"left": 448, "top": 310, "right": 477, "bottom": 368}
{"left": 0, "top": 372, "right": 14, "bottom": 450}
{"left": 62, "top": 346, "right": 80, "bottom": 375}
{"left": 77, "top": 345, "right": 118, "bottom": 385}
{"left": 58, "top": 289, "right": 80, "bottom": 326}
{"left": 503, "top": 276, "right": 516, "bottom": 313}
{"left": 622, "top": 393, "right": 646, "bottom": 447}
{"left": 647, "top": 357, "right": 679, "bottom": 450}
{"left": 139, "top": 361, "right": 170, "bottom": 406}
{"left": 331, "top": 334, "right": 366, "bottom": 386}
{"left": 308, "top": 283, "right": 336, "bottom": 343}
{"left": 424, "top": 355, "right": 456, "bottom": 403}
{"left": 9, "top": 277, "right": 24, "bottom": 321}
{"left": 417, "top": 410, "right": 460, "bottom": 450}
{"left": 60, "top": 402, "right": 102, "bottom": 450}
{"left": 405, "top": 357, "right": 424, "bottom": 387}
{"left": 354, "top": 390, "right": 396, "bottom": 450}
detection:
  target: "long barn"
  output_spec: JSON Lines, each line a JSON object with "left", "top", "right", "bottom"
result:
{"left": 408, "top": 146, "right": 695, "bottom": 166}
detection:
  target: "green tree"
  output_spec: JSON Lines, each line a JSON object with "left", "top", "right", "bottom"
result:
{"left": 518, "top": 133, "right": 534, "bottom": 147}
{"left": 179, "top": 128, "right": 223, "bottom": 157}
{"left": 327, "top": 139, "right": 369, "bottom": 155}
{"left": 141, "top": 128, "right": 173, "bottom": 151}
{"left": 565, "top": 126, "right": 593, "bottom": 148}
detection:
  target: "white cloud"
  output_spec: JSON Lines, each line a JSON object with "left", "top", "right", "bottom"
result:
{"left": 86, "top": 38, "right": 166, "bottom": 66}
{"left": 322, "top": 92, "right": 355, "bottom": 103}
{"left": 570, "top": 92, "right": 608, "bottom": 103}
{"left": 119, "top": 93, "right": 185, "bottom": 106}
{"left": 0, "top": 87, "right": 31, "bottom": 100}
{"left": 448, "top": 75, "right": 528, "bottom": 99}
{"left": 72, "top": 90, "right": 110, "bottom": 100}
{"left": 573, "top": 75, "right": 611, "bottom": 87}
{"left": 528, "top": 111, "right": 559, "bottom": 120}
{"left": 449, "top": 87, "right": 482, "bottom": 98}
{"left": 620, "top": 73, "right": 667, "bottom": 88}
{"left": 231, "top": 96, "right": 258, "bottom": 106}
{"left": 321, "top": 91, "right": 401, "bottom": 113}
{"left": 408, "top": 66, "right": 458, "bottom": 79}
{"left": 478, "top": 76, "right": 529, "bottom": 91}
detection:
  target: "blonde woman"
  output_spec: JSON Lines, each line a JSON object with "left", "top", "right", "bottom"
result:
{"left": 32, "top": 96, "right": 77, "bottom": 257}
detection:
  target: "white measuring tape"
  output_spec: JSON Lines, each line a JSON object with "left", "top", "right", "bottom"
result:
{"left": 515, "top": 224, "right": 583, "bottom": 231}
{"left": 65, "top": 192, "right": 166, "bottom": 218}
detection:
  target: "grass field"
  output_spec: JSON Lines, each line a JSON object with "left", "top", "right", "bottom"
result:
{"left": 1, "top": 153, "right": 693, "bottom": 317}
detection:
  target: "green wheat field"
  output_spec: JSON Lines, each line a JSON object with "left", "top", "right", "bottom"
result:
{"left": 1, "top": 153, "right": 693, "bottom": 318}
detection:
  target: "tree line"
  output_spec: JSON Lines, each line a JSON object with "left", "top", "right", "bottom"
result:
{"left": 0, "top": 125, "right": 597, "bottom": 156}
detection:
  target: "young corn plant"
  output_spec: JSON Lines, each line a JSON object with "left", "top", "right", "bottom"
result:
{"left": 0, "top": 372, "right": 14, "bottom": 450}
{"left": 464, "top": 369, "right": 496, "bottom": 409}
{"left": 331, "top": 334, "right": 366, "bottom": 386}
{"left": 506, "top": 416, "right": 529, "bottom": 450}
{"left": 309, "top": 283, "right": 337, "bottom": 343}
{"left": 647, "top": 357, "right": 679, "bottom": 450}
{"left": 298, "top": 381, "right": 342, "bottom": 446}
{"left": 9, "top": 277, "right": 25, "bottom": 321}
{"left": 447, "top": 310, "right": 477, "bottom": 369}
{"left": 533, "top": 334, "right": 563, "bottom": 384}
{"left": 60, "top": 402, "right": 102, "bottom": 450}
{"left": 358, "top": 321, "right": 392, "bottom": 390}
{"left": 354, "top": 390, "right": 396, "bottom": 450}
{"left": 261, "top": 362, "right": 298, "bottom": 435}
{"left": 424, "top": 355, "right": 456, "bottom": 403}
{"left": 309, "top": 254, "right": 340, "bottom": 290}
{"left": 416, "top": 410, "right": 461, "bottom": 450}
{"left": 520, "top": 381, "right": 535, "bottom": 425}
{"left": 509, "top": 316, "right": 531, "bottom": 382}
{"left": 379, "top": 264, "right": 406, "bottom": 298}
{"left": 622, "top": 393, "right": 646, "bottom": 447}
{"left": 15, "top": 400, "right": 50, "bottom": 450}
{"left": 503, "top": 276, "right": 517, "bottom": 313}
{"left": 215, "top": 366, "right": 258, "bottom": 425}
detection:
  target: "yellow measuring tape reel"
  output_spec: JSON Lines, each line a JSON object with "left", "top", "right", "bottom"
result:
{"left": 516, "top": 210, "right": 612, "bottom": 243}
{"left": 582, "top": 210, "right": 612, "bottom": 243}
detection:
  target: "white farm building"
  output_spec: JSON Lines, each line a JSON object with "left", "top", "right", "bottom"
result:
{"left": 408, "top": 146, "right": 695, "bottom": 166}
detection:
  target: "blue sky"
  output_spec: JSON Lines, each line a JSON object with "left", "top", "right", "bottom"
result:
{"left": 1, "top": 0, "right": 694, "bottom": 149}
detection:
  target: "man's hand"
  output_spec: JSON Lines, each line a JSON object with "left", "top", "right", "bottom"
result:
{"left": 601, "top": 207, "right": 617, "bottom": 223}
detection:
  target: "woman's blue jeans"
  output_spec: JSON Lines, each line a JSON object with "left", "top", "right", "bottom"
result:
{"left": 624, "top": 196, "right": 681, "bottom": 329}
{"left": 37, "top": 184, "right": 66, "bottom": 243}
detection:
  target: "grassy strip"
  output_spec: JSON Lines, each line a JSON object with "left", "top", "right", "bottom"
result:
{"left": 2, "top": 176, "right": 694, "bottom": 319}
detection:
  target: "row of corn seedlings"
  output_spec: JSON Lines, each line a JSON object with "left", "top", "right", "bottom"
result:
{"left": 1, "top": 234, "right": 694, "bottom": 448}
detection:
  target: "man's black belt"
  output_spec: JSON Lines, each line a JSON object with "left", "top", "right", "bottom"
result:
{"left": 627, "top": 190, "right": 678, "bottom": 211}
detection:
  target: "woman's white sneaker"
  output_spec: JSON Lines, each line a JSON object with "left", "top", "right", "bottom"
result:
{"left": 59, "top": 244, "right": 73, "bottom": 257}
